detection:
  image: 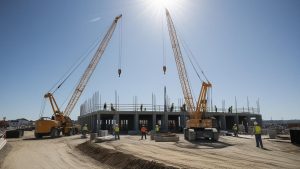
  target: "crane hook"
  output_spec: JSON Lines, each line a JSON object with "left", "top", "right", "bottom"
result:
{"left": 163, "top": 66, "right": 166, "bottom": 75}
{"left": 118, "top": 69, "right": 122, "bottom": 77}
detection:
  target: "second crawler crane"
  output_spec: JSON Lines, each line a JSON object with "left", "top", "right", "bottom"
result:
{"left": 165, "top": 9, "right": 218, "bottom": 141}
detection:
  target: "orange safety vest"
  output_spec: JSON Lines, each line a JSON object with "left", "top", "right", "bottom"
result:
{"left": 141, "top": 127, "right": 147, "bottom": 133}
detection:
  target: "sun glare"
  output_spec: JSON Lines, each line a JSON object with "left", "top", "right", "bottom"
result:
{"left": 151, "top": 0, "right": 178, "bottom": 10}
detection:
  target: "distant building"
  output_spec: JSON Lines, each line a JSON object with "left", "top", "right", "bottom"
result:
{"left": 8, "top": 118, "right": 33, "bottom": 128}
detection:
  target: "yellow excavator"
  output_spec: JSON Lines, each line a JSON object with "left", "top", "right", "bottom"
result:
{"left": 35, "top": 14, "right": 122, "bottom": 138}
{"left": 165, "top": 9, "right": 218, "bottom": 141}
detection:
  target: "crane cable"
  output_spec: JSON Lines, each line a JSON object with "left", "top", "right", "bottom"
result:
{"left": 39, "top": 98, "right": 46, "bottom": 118}
{"left": 176, "top": 28, "right": 210, "bottom": 83}
{"left": 178, "top": 34, "right": 204, "bottom": 82}
{"left": 179, "top": 32, "right": 214, "bottom": 111}
{"left": 48, "top": 27, "right": 108, "bottom": 95}
{"left": 118, "top": 18, "right": 123, "bottom": 77}
{"left": 58, "top": 30, "right": 109, "bottom": 110}
{"left": 162, "top": 12, "right": 166, "bottom": 75}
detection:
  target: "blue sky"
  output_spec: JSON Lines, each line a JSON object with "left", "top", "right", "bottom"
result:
{"left": 0, "top": 0, "right": 299, "bottom": 121}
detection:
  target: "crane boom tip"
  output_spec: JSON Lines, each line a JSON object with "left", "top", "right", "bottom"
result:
{"left": 115, "top": 14, "right": 122, "bottom": 20}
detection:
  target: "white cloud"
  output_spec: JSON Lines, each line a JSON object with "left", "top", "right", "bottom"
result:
{"left": 89, "top": 17, "right": 101, "bottom": 23}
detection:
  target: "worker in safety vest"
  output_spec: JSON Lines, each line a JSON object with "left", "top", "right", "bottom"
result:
{"left": 253, "top": 121, "right": 263, "bottom": 148}
{"left": 82, "top": 124, "right": 88, "bottom": 138}
{"left": 114, "top": 124, "right": 120, "bottom": 140}
{"left": 233, "top": 124, "right": 238, "bottom": 137}
{"left": 141, "top": 125, "right": 147, "bottom": 140}
{"left": 155, "top": 124, "right": 160, "bottom": 134}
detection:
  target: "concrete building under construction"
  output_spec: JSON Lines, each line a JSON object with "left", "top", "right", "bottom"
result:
{"left": 78, "top": 92, "right": 262, "bottom": 134}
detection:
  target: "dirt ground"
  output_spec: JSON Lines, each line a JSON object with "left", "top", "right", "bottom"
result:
{"left": 0, "top": 131, "right": 110, "bottom": 169}
{"left": 1, "top": 131, "right": 300, "bottom": 169}
{"left": 93, "top": 134, "right": 300, "bottom": 169}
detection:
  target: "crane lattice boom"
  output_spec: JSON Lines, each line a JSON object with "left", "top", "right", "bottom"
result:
{"left": 64, "top": 15, "right": 122, "bottom": 116}
{"left": 165, "top": 9, "right": 195, "bottom": 115}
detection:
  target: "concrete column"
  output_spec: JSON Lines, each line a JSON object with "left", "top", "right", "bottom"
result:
{"left": 234, "top": 114, "right": 239, "bottom": 125}
{"left": 256, "top": 115, "right": 262, "bottom": 125}
{"left": 114, "top": 113, "right": 119, "bottom": 125}
{"left": 164, "top": 113, "right": 169, "bottom": 131}
{"left": 245, "top": 116, "right": 250, "bottom": 125}
{"left": 152, "top": 113, "right": 156, "bottom": 130}
{"left": 97, "top": 113, "right": 101, "bottom": 131}
{"left": 91, "top": 115, "right": 95, "bottom": 132}
{"left": 220, "top": 115, "right": 226, "bottom": 130}
{"left": 134, "top": 113, "right": 139, "bottom": 132}
{"left": 180, "top": 114, "right": 186, "bottom": 128}
{"left": 89, "top": 116, "right": 92, "bottom": 131}
{"left": 93, "top": 115, "right": 97, "bottom": 132}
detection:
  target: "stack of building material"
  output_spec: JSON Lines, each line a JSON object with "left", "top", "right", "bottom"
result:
{"left": 90, "top": 133, "right": 97, "bottom": 141}
{"left": 0, "top": 130, "right": 7, "bottom": 150}
{"left": 95, "top": 136, "right": 115, "bottom": 143}
{"left": 154, "top": 133, "right": 179, "bottom": 142}
{"left": 290, "top": 128, "right": 300, "bottom": 144}
{"left": 268, "top": 129, "right": 277, "bottom": 139}
{"left": 5, "top": 129, "right": 24, "bottom": 138}
{"left": 98, "top": 130, "right": 108, "bottom": 137}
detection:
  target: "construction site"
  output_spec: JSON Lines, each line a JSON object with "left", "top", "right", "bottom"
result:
{"left": 78, "top": 92, "right": 262, "bottom": 135}
{"left": 1, "top": 1, "right": 300, "bottom": 169}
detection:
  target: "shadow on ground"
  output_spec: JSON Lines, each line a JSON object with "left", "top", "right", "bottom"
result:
{"left": 175, "top": 140, "right": 233, "bottom": 149}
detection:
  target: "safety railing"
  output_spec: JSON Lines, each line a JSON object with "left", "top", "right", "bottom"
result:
{"left": 80, "top": 103, "right": 260, "bottom": 116}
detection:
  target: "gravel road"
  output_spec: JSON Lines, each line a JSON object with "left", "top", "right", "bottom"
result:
{"left": 1, "top": 131, "right": 109, "bottom": 169}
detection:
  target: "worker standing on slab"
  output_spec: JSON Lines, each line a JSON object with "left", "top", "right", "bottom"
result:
{"left": 233, "top": 124, "right": 238, "bottom": 137}
{"left": 114, "top": 124, "right": 120, "bottom": 140}
{"left": 141, "top": 125, "right": 147, "bottom": 140}
{"left": 253, "top": 121, "right": 263, "bottom": 148}
{"left": 82, "top": 124, "right": 88, "bottom": 138}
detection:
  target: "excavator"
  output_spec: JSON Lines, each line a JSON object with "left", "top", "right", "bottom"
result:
{"left": 34, "top": 14, "right": 122, "bottom": 138}
{"left": 165, "top": 9, "right": 219, "bottom": 141}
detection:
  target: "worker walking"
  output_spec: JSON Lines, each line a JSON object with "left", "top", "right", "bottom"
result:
{"left": 141, "top": 125, "right": 147, "bottom": 140}
{"left": 253, "top": 121, "right": 263, "bottom": 148}
{"left": 114, "top": 124, "right": 120, "bottom": 140}
{"left": 233, "top": 124, "right": 238, "bottom": 137}
{"left": 155, "top": 124, "right": 160, "bottom": 134}
{"left": 82, "top": 124, "right": 88, "bottom": 138}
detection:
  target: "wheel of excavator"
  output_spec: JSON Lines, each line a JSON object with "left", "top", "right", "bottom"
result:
{"left": 50, "top": 128, "right": 58, "bottom": 138}
{"left": 34, "top": 132, "right": 42, "bottom": 139}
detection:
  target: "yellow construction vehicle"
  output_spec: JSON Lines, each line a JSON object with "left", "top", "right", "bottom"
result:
{"left": 164, "top": 9, "right": 218, "bottom": 141}
{"left": 35, "top": 14, "right": 122, "bottom": 138}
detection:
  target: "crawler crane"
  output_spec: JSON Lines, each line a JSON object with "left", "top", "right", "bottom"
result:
{"left": 165, "top": 9, "right": 218, "bottom": 141}
{"left": 35, "top": 14, "right": 122, "bottom": 138}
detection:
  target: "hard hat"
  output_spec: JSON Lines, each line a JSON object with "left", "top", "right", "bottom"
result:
{"left": 254, "top": 121, "right": 258, "bottom": 125}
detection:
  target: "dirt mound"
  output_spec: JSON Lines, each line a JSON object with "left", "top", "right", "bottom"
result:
{"left": 77, "top": 141, "right": 178, "bottom": 169}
